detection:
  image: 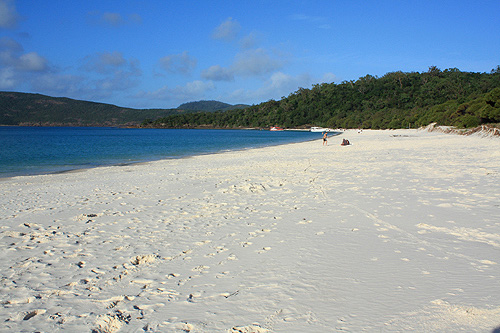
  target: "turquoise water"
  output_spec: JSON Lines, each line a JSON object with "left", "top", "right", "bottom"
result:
{"left": 0, "top": 127, "right": 321, "bottom": 178}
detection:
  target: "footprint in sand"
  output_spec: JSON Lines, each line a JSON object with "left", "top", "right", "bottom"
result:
{"left": 191, "top": 265, "right": 210, "bottom": 273}
{"left": 229, "top": 324, "right": 268, "bottom": 333}
{"left": 161, "top": 321, "right": 194, "bottom": 332}
{"left": 206, "top": 245, "right": 229, "bottom": 257}
{"left": 257, "top": 247, "right": 272, "bottom": 254}
{"left": 218, "top": 254, "right": 238, "bottom": 265}
{"left": 93, "top": 310, "right": 131, "bottom": 333}
{"left": 215, "top": 271, "right": 230, "bottom": 279}
{"left": 166, "top": 273, "right": 180, "bottom": 279}
{"left": 156, "top": 289, "right": 179, "bottom": 301}
{"left": 194, "top": 240, "right": 211, "bottom": 246}
{"left": 20, "top": 309, "right": 46, "bottom": 321}
{"left": 187, "top": 292, "right": 202, "bottom": 302}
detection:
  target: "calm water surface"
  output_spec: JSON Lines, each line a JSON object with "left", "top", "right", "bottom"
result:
{"left": 0, "top": 127, "right": 321, "bottom": 178}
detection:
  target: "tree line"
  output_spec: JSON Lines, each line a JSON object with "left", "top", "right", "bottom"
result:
{"left": 145, "top": 66, "right": 500, "bottom": 129}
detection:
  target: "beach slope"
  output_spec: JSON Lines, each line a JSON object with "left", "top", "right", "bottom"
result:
{"left": 1, "top": 129, "right": 500, "bottom": 332}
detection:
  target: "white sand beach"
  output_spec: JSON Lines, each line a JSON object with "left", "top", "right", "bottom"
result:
{"left": 1, "top": 129, "right": 500, "bottom": 332}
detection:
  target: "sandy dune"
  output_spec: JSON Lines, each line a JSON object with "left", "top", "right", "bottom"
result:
{"left": 1, "top": 129, "right": 499, "bottom": 332}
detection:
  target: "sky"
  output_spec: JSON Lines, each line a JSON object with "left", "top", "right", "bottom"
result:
{"left": 0, "top": 0, "right": 499, "bottom": 109}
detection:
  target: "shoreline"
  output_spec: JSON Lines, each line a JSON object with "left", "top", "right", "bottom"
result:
{"left": 1, "top": 129, "right": 500, "bottom": 332}
{"left": 0, "top": 138, "right": 323, "bottom": 180}
{"left": 0, "top": 128, "right": 324, "bottom": 180}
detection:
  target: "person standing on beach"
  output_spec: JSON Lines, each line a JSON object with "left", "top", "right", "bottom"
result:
{"left": 322, "top": 132, "right": 328, "bottom": 145}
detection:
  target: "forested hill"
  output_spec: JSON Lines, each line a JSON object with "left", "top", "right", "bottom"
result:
{"left": 178, "top": 100, "right": 249, "bottom": 112}
{"left": 0, "top": 92, "right": 191, "bottom": 127}
{"left": 0, "top": 92, "right": 250, "bottom": 127}
{"left": 148, "top": 67, "right": 500, "bottom": 129}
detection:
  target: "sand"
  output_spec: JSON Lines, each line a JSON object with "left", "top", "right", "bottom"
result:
{"left": 1, "top": 129, "right": 500, "bottom": 332}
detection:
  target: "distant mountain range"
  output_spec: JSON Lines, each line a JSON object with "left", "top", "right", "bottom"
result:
{"left": 0, "top": 92, "right": 246, "bottom": 127}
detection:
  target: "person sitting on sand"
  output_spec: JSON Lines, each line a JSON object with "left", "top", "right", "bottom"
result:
{"left": 341, "top": 138, "right": 350, "bottom": 146}
{"left": 322, "top": 132, "right": 328, "bottom": 146}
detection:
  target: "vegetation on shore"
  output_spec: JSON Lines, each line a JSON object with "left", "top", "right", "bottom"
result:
{"left": 1, "top": 66, "right": 499, "bottom": 129}
{"left": 0, "top": 93, "right": 244, "bottom": 127}
{"left": 146, "top": 66, "right": 500, "bottom": 129}
{"left": 178, "top": 100, "right": 249, "bottom": 112}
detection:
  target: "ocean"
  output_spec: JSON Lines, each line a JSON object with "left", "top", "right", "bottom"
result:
{"left": 0, "top": 127, "right": 321, "bottom": 178}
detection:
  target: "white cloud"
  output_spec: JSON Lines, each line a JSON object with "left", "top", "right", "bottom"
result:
{"left": 102, "top": 12, "right": 124, "bottom": 26}
{"left": 93, "top": 69, "right": 140, "bottom": 95}
{"left": 0, "top": 36, "right": 21, "bottom": 51}
{"left": 198, "top": 41, "right": 290, "bottom": 102}
{"left": 81, "top": 52, "right": 142, "bottom": 96}
{"left": 101, "top": 52, "right": 127, "bottom": 67}
{"left": 30, "top": 73, "right": 87, "bottom": 97}
{"left": 322, "top": 72, "right": 337, "bottom": 83}
{"left": 158, "top": 51, "right": 197, "bottom": 75}
{"left": 88, "top": 11, "right": 142, "bottom": 27}
{"left": 200, "top": 47, "right": 284, "bottom": 82}
{"left": 212, "top": 17, "right": 240, "bottom": 42}
{"left": 128, "top": 13, "right": 142, "bottom": 24}
{"left": 290, "top": 14, "right": 323, "bottom": 22}
{"left": 0, "top": 38, "right": 142, "bottom": 102}
{"left": 82, "top": 51, "right": 128, "bottom": 74}
{"left": 28, "top": 52, "right": 144, "bottom": 100}
{"left": 0, "top": 67, "right": 16, "bottom": 88}
{"left": 266, "top": 72, "right": 312, "bottom": 93}
{"left": 0, "top": 0, "right": 20, "bottom": 29}
{"left": 0, "top": 37, "right": 48, "bottom": 72}
{"left": 180, "top": 80, "right": 215, "bottom": 96}
{"left": 136, "top": 80, "right": 215, "bottom": 103}
{"left": 289, "top": 13, "right": 331, "bottom": 29}
{"left": 239, "top": 32, "right": 258, "bottom": 50}
{"left": 18, "top": 52, "right": 48, "bottom": 71}
{"left": 228, "top": 71, "right": 313, "bottom": 104}
{"left": 232, "top": 48, "right": 284, "bottom": 76}
{"left": 0, "top": 37, "right": 21, "bottom": 65}
{"left": 31, "top": 68, "right": 141, "bottom": 101}
{"left": 0, "top": 37, "right": 53, "bottom": 92}
{"left": 86, "top": 54, "right": 141, "bottom": 96}
{"left": 201, "top": 65, "right": 234, "bottom": 81}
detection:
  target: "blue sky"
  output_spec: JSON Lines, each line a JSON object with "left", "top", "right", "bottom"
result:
{"left": 1, "top": 0, "right": 499, "bottom": 109}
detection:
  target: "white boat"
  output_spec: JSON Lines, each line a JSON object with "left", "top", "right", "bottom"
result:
{"left": 310, "top": 127, "right": 334, "bottom": 132}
